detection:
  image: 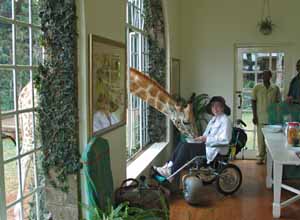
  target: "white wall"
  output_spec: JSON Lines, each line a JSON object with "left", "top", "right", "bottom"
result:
{"left": 164, "top": 0, "right": 181, "bottom": 59}
{"left": 180, "top": 0, "right": 300, "bottom": 115}
{"left": 78, "top": 0, "right": 127, "bottom": 190}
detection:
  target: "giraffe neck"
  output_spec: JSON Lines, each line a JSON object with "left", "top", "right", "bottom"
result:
{"left": 130, "top": 68, "right": 175, "bottom": 114}
{"left": 129, "top": 68, "right": 198, "bottom": 137}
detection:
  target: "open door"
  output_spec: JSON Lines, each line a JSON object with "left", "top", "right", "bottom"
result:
{"left": 235, "top": 46, "right": 287, "bottom": 159}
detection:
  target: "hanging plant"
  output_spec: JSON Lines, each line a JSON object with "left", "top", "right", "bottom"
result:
{"left": 258, "top": 0, "right": 275, "bottom": 35}
{"left": 258, "top": 16, "right": 275, "bottom": 35}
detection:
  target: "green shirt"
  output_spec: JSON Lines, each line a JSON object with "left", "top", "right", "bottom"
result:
{"left": 252, "top": 84, "right": 281, "bottom": 124}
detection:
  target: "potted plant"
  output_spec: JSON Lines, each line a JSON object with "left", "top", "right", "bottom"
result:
{"left": 82, "top": 201, "right": 169, "bottom": 220}
{"left": 258, "top": 16, "right": 275, "bottom": 35}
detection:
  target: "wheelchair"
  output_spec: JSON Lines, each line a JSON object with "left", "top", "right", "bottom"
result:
{"left": 152, "top": 119, "right": 247, "bottom": 198}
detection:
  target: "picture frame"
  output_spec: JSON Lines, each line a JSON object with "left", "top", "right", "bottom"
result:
{"left": 170, "top": 58, "right": 181, "bottom": 96}
{"left": 89, "top": 34, "right": 126, "bottom": 136}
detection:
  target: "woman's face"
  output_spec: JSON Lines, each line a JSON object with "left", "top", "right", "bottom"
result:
{"left": 211, "top": 101, "right": 224, "bottom": 116}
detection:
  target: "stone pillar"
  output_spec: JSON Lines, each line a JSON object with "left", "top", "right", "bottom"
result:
{"left": 45, "top": 172, "right": 80, "bottom": 220}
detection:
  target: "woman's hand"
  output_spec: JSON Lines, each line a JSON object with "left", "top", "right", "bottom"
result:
{"left": 194, "top": 136, "right": 206, "bottom": 143}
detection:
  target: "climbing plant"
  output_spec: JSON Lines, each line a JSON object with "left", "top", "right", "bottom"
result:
{"left": 35, "top": 0, "right": 80, "bottom": 191}
{"left": 144, "top": 0, "right": 167, "bottom": 142}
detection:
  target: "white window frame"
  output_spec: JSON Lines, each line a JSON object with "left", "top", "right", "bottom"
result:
{"left": 126, "top": 0, "right": 150, "bottom": 159}
{"left": 0, "top": 0, "right": 43, "bottom": 219}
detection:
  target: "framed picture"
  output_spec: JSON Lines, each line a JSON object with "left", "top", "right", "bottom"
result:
{"left": 170, "top": 58, "right": 181, "bottom": 96}
{"left": 89, "top": 34, "right": 126, "bottom": 136}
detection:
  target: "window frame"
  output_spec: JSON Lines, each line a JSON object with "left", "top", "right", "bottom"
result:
{"left": 126, "top": 0, "right": 151, "bottom": 160}
{"left": 0, "top": 0, "right": 43, "bottom": 219}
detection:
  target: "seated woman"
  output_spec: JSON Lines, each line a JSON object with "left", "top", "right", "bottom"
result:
{"left": 154, "top": 96, "right": 232, "bottom": 178}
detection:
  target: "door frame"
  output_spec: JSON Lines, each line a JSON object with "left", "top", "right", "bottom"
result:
{"left": 233, "top": 43, "right": 293, "bottom": 159}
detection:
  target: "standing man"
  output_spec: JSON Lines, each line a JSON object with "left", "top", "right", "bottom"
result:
{"left": 252, "top": 70, "right": 281, "bottom": 164}
{"left": 286, "top": 59, "right": 300, "bottom": 104}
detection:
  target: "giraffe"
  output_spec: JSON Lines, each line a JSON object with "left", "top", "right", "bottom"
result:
{"left": 129, "top": 68, "right": 198, "bottom": 138}
{"left": 13, "top": 81, "right": 38, "bottom": 220}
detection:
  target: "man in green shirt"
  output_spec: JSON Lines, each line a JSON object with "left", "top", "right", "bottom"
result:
{"left": 252, "top": 70, "right": 281, "bottom": 164}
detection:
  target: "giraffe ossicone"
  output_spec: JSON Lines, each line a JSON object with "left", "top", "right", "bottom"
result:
{"left": 129, "top": 68, "right": 198, "bottom": 138}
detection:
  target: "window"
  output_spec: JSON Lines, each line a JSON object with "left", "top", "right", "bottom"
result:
{"left": 0, "top": 0, "right": 43, "bottom": 219}
{"left": 126, "top": 0, "right": 150, "bottom": 159}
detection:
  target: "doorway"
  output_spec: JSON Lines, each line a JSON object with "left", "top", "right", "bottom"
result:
{"left": 235, "top": 47, "right": 286, "bottom": 159}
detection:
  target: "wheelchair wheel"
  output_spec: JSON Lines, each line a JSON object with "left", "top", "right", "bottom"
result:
{"left": 216, "top": 164, "right": 242, "bottom": 195}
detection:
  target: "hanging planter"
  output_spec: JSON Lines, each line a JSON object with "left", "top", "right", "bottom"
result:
{"left": 258, "top": 16, "right": 275, "bottom": 35}
{"left": 258, "top": 0, "right": 276, "bottom": 35}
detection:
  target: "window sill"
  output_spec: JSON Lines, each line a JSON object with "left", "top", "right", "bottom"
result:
{"left": 126, "top": 142, "right": 168, "bottom": 179}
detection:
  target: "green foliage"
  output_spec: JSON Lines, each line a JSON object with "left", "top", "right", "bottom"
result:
{"left": 192, "top": 93, "right": 209, "bottom": 135}
{"left": 144, "top": 0, "right": 167, "bottom": 143}
{"left": 83, "top": 200, "right": 169, "bottom": 220}
{"left": 36, "top": 0, "right": 80, "bottom": 191}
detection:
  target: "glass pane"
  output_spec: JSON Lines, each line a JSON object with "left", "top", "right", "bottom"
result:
{"left": 21, "top": 154, "right": 35, "bottom": 196}
{"left": 17, "top": 70, "right": 32, "bottom": 110}
{"left": 128, "top": 2, "right": 140, "bottom": 28}
{"left": 271, "top": 52, "right": 284, "bottom": 71}
{"left": 7, "top": 203, "right": 20, "bottom": 220}
{"left": 0, "top": 0, "right": 12, "bottom": 18}
{"left": 2, "top": 115, "right": 17, "bottom": 161}
{"left": 275, "top": 71, "right": 284, "bottom": 88}
{"left": 19, "top": 112, "right": 34, "bottom": 155}
{"left": 257, "top": 72, "right": 263, "bottom": 84}
{"left": 127, "top": 2, "right": 133, "bottom": 25}
{"left": 242, "top": 92, "right": 252, "bottom": 111}
{"left": 245, "top": 130, "right": 255, "bottom": 150}
{"left": 243, "top": 73, "right": 255, "bottom": 89}
{"left": 242, "top": 111, "right": 256, "bottom": 150}
{"left": 4, "top": 160, "right": 19, "bottom": 205}
{"left": 256, "top": 53, "right": 270, "bottom": 71}
{"left": 0, "top": 69, "right": 14, "bottom": 112}
{"left": 32, "top": 29, "right": 42, "bottom": 65}
{"left": 242, "top": 53, "right": 255, "bottom": 71}
{"left": 23, "top": 194, "right": 35, "bottom": 220}
{"left": 32, "top": 69, "right": 39, "bottom": 108}
{"left": 31, "top": 0, "right": 40, "bottom": 25}
{"left": 242, "top": 111, "right": 254, "bottom": 131}
{"left": 0, "top": 22, "right": 13, "bottom": 64}
{"left": 16, "top": 25, "right": 30, "bottom": 65}
{"left": 136, "top": 8, "right": 141, "bottom": 29}
{"left": 15, "top": 0, "right": 29, "bottom": 23}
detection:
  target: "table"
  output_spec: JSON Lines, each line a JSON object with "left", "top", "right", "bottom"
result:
{"left": 263, "top": 128, "right": 300, "bottom": 218}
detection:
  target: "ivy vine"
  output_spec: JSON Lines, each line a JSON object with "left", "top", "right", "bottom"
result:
{"left": 144, "top": 0, "right": 167, "bottom": 143}
{"left": 35, "top": 0, "right": 80, "bottom": 191}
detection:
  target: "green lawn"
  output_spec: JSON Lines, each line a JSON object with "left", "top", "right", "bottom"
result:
{"left": 2, "top": 139, "right": 18, "bottom": 204}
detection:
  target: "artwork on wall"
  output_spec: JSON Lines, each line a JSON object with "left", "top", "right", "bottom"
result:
{"left": 170, "top": 58, "right": 181, "bottom": 96}
{"left": 89, "top": 34, "right": 126, "bottom": 136}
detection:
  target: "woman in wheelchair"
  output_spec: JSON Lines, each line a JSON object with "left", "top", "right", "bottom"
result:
{"left": 154, "top": 96, "right": 232, "bottom": 179}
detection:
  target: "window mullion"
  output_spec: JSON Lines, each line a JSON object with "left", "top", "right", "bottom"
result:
{"left": 128, "top": 30, "right": 133, "bottom": 157}
{"left": 138, "top": 33, "right": 143, "bottom": 149}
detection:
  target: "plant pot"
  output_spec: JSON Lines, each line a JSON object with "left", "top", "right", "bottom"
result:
{"left": 260, "top": 27, "right": 273, "bottom": 35}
